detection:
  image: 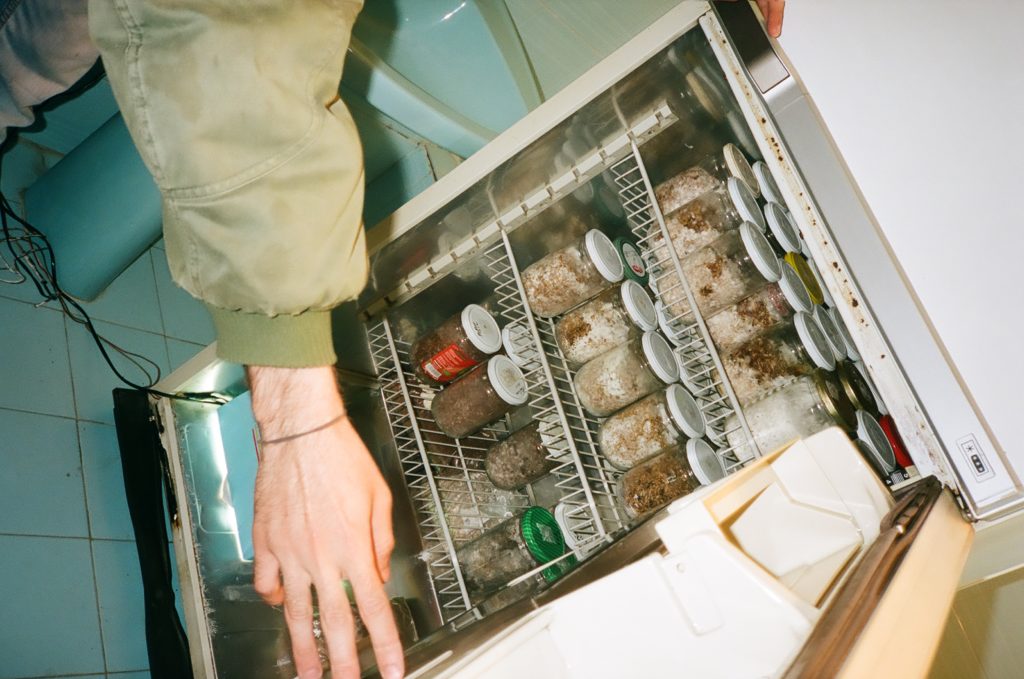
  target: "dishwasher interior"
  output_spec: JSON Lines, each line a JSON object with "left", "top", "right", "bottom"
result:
{"left": 157, "top": 18, "right": 924, "bottom": 677}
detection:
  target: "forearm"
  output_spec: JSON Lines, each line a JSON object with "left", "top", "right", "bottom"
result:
{"left": 247, "top": 365, "right": 345, "bottom": 441}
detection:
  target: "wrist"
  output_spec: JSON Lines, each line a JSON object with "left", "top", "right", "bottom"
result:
{"left": 246, "top": 365, "right": 345, "bottom": 441}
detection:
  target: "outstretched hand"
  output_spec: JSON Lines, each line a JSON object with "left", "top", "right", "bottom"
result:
{"left": 755, "top": 0, "right": 786, "bottom": 37}
{"left": 248, "top": 365, "right": 403, "bottom": 679}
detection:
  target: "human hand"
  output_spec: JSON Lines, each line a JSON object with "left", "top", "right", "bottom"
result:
{"left": 755, "top": 0, "right": 786, "bottom": 37}
{"left": 247, "top": 365, "right": 403, "bottom": 679}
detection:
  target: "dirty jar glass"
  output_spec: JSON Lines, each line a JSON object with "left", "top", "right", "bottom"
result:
{"left": 681, "top": 223, "right": 782, "bottom": 317}
{"left": 430, "top": 355, "right": 528, "bottom": 438}
{"left": 522, "top": 229, "right": 625, "bottom": 318}
{"left": 411, "top": 304, "right": 502, "bottom": 384}
{"left": 618, "top": 439, "right": 726, "bottom": 518}
{"left": 485, "top": 421, "right": 562, "bottom": 490}
{"left": 724, "top": 370, "right": 855, "bottom": 456}
{"left": 661, "top": 177, "right": 765, "bottom": 260}
{"left": 598, "top": 383, "right": 706, "bottom": 471}
{"left": 705, "top": 264, "right": 812, "bottom": 352}
{"left": 720, "top": 311, "right": 837, "bottom": 406}
{"left": 456, "top": 506, "right": 567, "bottom": 594}
{"left": 554, "top": 280, "right": 658, "bottom": 366}
{"left": 763, "top": 202, "right": 803, "bottom": 255}
{"left": 654, "top": 143, "right": 759, "bottom": 215}
{"left": 574, "top": 331, "right": 680, "bottom": 417}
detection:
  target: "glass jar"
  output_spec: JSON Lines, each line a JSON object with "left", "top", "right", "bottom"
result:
{"left": 456, "top": 506, "right": 567, "bottom": 594}
{"left": 654, "top": 143, "right": 759, "bottom": 215}
{"left": 485, "top": 421, "right": 561, "bottom": 490}
{"left": 618, "top": 439, "right": 726, "bottom": 518}
{"left": 812, "top": 305, "right": 848, "bottom": 362}
{"left": 724, "top": 371, "right": 855, "bottom": 455}
{"left": 411, "top": 304, "right": 502, "bottom": 384}
{"left": 662, "top": 177, "right": 764, "bottom": 260}
{"left": 763, "top": 202, "right": 803, "bottom": 255}
{"left": 783, "top": 252, "right": 825, "bottom": 306}
{"left": 705, "top": 264, "right": 812, "bottom": 352}
{"left": 835, "top": 360, "right": 878, "bottom": 416}
{"left": 855, "top": 410, "right": 899, "bottom": 477}
{"left": 829, "top": 307, "right": 862, "bottom": 362}
{"left": 752, "top": 160, "right": 784, "bottom": 205}
{"left": 681, "top": 223, "right": 782, "bottom": 317}
{"left": 574, "top": 331, "right": 680, "bottom": 417}
{"left": 853, "top": 359, "right": 887, "bottom": 415}
{"left": 598, "top": 383, "right": 706, "bottom": 470}
{"left": 501, "top": 322, "right": 535, "bottom": 368}
{"left": 430, "top": 355, "right": 529, "bottom": 438}
{"left": 522, "top": 229, "right": 625, "bottom": 318}
{"left": 720, "top": 311, "right": 837, "bottom": 406}
{"left": 554, "top": 280, "right": 657, "bottom": 366}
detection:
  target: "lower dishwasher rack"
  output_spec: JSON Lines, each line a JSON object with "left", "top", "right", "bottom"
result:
{"left": 365, "top": 139, "right": 762, "bottom": 629}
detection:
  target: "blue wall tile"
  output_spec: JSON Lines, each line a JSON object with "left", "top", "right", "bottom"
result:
{"left": 0, "top": 535, "right": 104, "bottom": 678}
{"left": 92, "top": 540, "right": 149, "bottom": 673}
{"left": 110, "top": 671, "right": 151, "bottom": 679}
{"left": 77, "top": 252, "right": 163, "bottom": 335}
{"left": 151, "top": 250, "right": 215, "bottom": 345}
{"left": 166, "top": 338, "right": 205, "bottom": 373}
{"left": 0, "top": 298, "right": 74, "bottom": 418}
{"left": 0, "top": 408, "right": 87, "bottom": 537}
{"left": 80, "top": 422, "right": 134, "bottom": 541}
{"left": 67, "top": 320, "right": 169, "bottom": 425}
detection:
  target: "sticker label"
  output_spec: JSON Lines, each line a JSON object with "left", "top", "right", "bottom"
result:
{"left": 621, "top": 243, "right": 647, "bottom": 277}
{"left": 421, "top": 344, "right": 477, "bottom": 382}
{"left": 957, "top": 434, "right": 995, "bottom": 481}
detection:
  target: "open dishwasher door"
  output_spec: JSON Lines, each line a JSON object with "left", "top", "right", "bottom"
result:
{"left": 403, "top": 430, "right": 971, "bottom": 679}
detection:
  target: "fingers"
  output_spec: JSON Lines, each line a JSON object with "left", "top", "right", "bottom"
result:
{"left": 253, "top": 530, "right": 284, "bottom": 606}
{"left": 372, "top": 491, "right": 395, "bottom": 583}
{"left": 350, "top": 568, "right": 405, "bottom": 679}
{"left": 765, "top": 0, "right": 785, "bottom": 37}
{"left": 314, "top": 575, "right": 360, "bottom": 679}
{"left": 283, "top": 572, "right": 322, "bottom": 679}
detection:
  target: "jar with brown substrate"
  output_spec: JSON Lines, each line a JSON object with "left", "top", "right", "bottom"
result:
{"left": 653, "top": 143, "right": 759, "bottom": 215}
{"left": 720, "top": 311, "right": 837, "bottom": 406}
{"left": 485, "top": 422, "right": 562, "bottom": 490}
{"left": 574, "top": 331, "right": 680, "bottom": 417}
{"left": 681, "top": 223, "right": 782, "bottom": 317}
{"left": 763, "top": 202, "right": 803, "bottom": 255}
{"left": 598, "top": 383, "right": 706, "bottom": 470}
{"left": 411, "top": 304, "right": 502, "bottom": 384}
{"left": 554, "top": 280, "right": 657, "bottom": 366}
{"left": 661, "top": 177, "right": 765, "bottom": 260}
{"left": 618, "top": 439, "right": 726, "bottom": 518}
{"left": 724, "top": 370, "right": 855, "bottom": 456}
{"left": 705, "top": 264, "right": 812, "bottom": 351}
{"left": 456, "top": 506, "right": 568, "bottom": 594}
{"left": 521, "top": 229, "right": 624, "bottom": 318}
{"left": 430, "top": 355, "right": 528, "bottom": 438}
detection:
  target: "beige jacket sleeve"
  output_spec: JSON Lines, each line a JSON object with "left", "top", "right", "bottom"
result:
{"left": 88, "top": 0, "right": 367, "bottom": 367}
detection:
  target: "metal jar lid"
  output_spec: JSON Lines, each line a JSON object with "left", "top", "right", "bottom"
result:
{"left": 835, "top": 359, "right": 878, "bottom": 415}
{"left": 777, "top": 265, "right": 813, "bottom": 314}
{"left": 641, "top": 331, "right": 681, "bottom": 384}
{"left": 462, "top": 304, "right": 502, "bottom": 354}
{"left": 727, "top": 177, "right": 766, "bottom": 232}
{"left": 584, "top": 229, "right": 625, "bottom": 283}
{"left": 783, "top": 253, "right": 824, "bottom": 306}
{"left": 620, "top": 280, "right": 658, "bottom": 331}
{"left": 487, "top": 355, "right": 529, "bottom": 406}
{"left": 811, "top": 370, "right": 856, "bottom": 431}
{"left": 856, "top": 410, "right": 898, "bottom": 474}
{"left": 752, "top": 160, "right": 783, "bottom": 204}
{"left": 813, "top": 305, "right": 848, "bottom": 362}
{"left": 722, "top": 143, "right": 759, "bottom": 198}
{"left": 764, "top": 202, "right": 802, "bottom": 254}
{"left": 665, "top": 383, "right": 706, "bottom": 439}
{"left": 739, "top": 222, "right": 782, "bottom": 282}
{"left": 793, "top": 312, "right": 837, "bottom": 371}
{"left": 687, "top": 439, "right": 727, "bottom": 486}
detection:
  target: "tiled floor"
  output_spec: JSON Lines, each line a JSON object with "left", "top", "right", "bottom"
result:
{"left": 1, "top": 186, "right": 208, "bottom": 677}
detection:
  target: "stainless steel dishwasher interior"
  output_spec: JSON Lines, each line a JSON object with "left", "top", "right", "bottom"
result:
{"left": 158, "top": 20, "right": 893, "bottom": 677}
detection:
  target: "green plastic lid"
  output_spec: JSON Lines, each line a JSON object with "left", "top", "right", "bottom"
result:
{"left": 520, "top": 507, "right": 567, "bottom": 580}
{"left": 614, "top": 237, "right": 649, "bottom": 285}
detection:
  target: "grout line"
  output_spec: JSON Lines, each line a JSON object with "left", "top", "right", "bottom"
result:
{"left": 149, "top": 249, "right": 169, "bottom": 338}
{"left": 0, "top": 404, "right": 78, "bottom": 422}
{"left": 0, "top": 532, "right": 137, "bottom": 542}
{"left": 0, "top": 290, "right": 59, "bottom": 310}
{"left": 88, "top": 539, "right": 111, "bottom": 674}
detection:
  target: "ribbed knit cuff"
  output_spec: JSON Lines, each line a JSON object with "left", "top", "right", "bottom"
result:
{"left": 207, "top": 305, "right": 336, "bottom": 367}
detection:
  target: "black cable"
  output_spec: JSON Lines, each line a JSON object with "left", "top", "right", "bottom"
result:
{"left": 0, "top": 163, "right": 225, "bottom": 405}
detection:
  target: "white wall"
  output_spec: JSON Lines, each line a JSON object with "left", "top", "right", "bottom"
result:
{"left": 776, "top": 1, "right": 1024, "bottom": 467}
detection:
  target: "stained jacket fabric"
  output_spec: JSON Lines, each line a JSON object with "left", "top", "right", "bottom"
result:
{"left": 78, "top": 0, "right": 367, "bottom": 367}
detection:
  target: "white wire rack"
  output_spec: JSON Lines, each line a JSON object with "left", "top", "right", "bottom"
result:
{"left": 609, "top": 142, "right": 759, "bottom": 471}
{"left": 367, "top": 235, "right": 625, "bottom": 625}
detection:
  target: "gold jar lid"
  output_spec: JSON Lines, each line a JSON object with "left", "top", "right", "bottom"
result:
{"left": 835, "top": 360, "right": 878, "bottom": 415}
{"left": 812, "top": 370, "right": 856, "bottom": 431}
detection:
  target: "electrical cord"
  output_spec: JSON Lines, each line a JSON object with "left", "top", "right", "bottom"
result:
{"left": 0, "top": 172, "right": 225, "bottom": 405}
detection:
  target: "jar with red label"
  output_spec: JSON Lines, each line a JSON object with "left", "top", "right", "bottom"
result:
{"left": 653, "top": 143, "right": 759, "bottom": 216}
{"left": 430, "top": 355, "right": 529, "bottom": 438}
{"left": 411, "top": 304, "right": 502, "bottom": 384}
